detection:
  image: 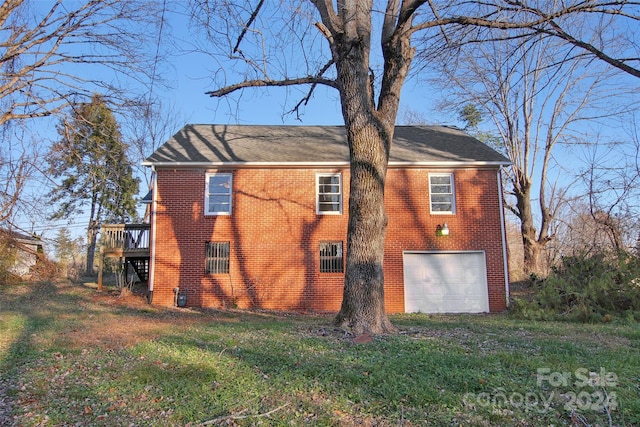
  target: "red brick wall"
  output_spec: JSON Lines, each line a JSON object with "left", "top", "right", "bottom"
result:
{"left": 384, "top": 168, "right": 508, "bottom": 312}
{"left": 150, "top": 167, "right": 508, "bottom": 313}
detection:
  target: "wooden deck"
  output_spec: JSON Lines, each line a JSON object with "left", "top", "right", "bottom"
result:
{"left": 100, "top": 224, "right": 150, "bottom": 257}
{"left": 98, "top": 224, "right": 151, "bottom": 291}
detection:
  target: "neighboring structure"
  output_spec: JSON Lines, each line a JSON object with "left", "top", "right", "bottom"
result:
{"left": 142, "top": 124, "right": 511, "bottom": 313}
{"left": 0, "top": 229, "right": 43, "bottom": 278}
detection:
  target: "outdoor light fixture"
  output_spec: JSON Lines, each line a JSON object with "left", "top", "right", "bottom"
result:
{"left": 436, "top": 223, "right": 450, "bottom": 237}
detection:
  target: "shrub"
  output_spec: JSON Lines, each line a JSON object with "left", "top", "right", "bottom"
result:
{"left": 511, "top": 251, "right": 640, "bottom": 322}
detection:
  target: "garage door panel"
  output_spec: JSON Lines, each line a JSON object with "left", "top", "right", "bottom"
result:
{"left": 404, "top": 252, "right": 489, "bottom": 313}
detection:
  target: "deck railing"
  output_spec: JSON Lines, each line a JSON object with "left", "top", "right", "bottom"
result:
{"left": 100, "top": 224, "right": 150, "bottom": 257}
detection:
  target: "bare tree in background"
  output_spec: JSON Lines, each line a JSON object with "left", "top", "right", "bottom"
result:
{"left": 190, "top": 0, "right": 639, "bottom": 333}
{"left": 0, "top": 0, "right": 165, "bottom": 125}
{"left": 431, "top": 31, "right": 634, "bottom": 276}
{"left": 125, "top": 99, "right": 185, "bottom": 186}
{"left": 568, "top": 122, "right": 640, "bottom": 254}
{"left": 0, "top": 124, "right": 34, "bottom": 224}
{"left": 418, "top": 1, "right": 640, "bottom": 79}
{"left": 0, "top": 0, "right": 166, "bottom": 230}
{"left": 122, "top": 98, "right": 186, "bottom": 223}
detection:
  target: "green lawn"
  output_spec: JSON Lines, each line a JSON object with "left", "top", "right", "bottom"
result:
{"left": 1, "top": 280, "right": 638, "bottom": 426}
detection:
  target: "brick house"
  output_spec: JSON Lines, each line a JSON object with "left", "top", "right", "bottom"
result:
{"left": 143, "top": 124, "right": 510, "bottom": 313}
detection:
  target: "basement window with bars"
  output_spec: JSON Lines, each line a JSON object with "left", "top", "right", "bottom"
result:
{"left": 319, "top": 241, "right": 343, "bottom": 273}
{"left": 205, "top": 241, "right": 230, "bottom": 274}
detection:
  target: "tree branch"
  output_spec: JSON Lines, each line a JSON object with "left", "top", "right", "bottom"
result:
{"left": 382, "top": 0, "right": 401, "bottom": 43}
{"left": 232, "top": 0, "right": 265, "bottom": 54}
{"left": 285, "top": 59, "right": 336, "bottom": 119}
{"left": 199, "top": 403, "right": 289, "bottom": 426}
{"left": 410, "top": 2, "right": 640, "bottom": 78}
{"left": 541, "top": 19, "right": 640, "bottom": 78}
{"left": 310, "top": 0, "right": 342, "bottom": 35}
{"left": 206, "top": 76, "right": 338, "bottom": 98}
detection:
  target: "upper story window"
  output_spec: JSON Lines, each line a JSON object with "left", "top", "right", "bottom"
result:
{"left": 429, "top": 173, "right": 455, "bottom": 214}
{"left": 317, "top": 173, "right": 342, "bottom": 214}
{"left": 205, "top": 173, "right": 232, "bottom": 215}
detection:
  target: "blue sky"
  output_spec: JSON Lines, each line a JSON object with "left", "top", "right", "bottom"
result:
{"left": 156, "top": 46, "right": 449, "bottom": 128}
{"left": 152, "top": 3, "right": 453, "bottom": 130}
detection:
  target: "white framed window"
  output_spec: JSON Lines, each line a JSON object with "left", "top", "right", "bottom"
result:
{"left": 205, "top": 173, "right": 232, "bottom": 215}
{"left": 316, "top": 173, "right": 342, "bottom": 214}
{"left": 429, "top": 173, "right": 455, "bottom": 214}
{"left": 319, "top": 241, "right": 343, "bottom": 273}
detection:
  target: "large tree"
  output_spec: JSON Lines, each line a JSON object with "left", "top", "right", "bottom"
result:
{"left": 430, "top": 31, "right": 631, "bottom": 276}
{"left": 48, "top": 94, "right": 139, "bottom": 275}
{"left": 192, "top": 0, "right": 639, "bottom": 334}
{"left": 0, "top": 0, "right": 165, "bottom": 231}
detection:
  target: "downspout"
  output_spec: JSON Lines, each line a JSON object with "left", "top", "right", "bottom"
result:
{"left": 497, "top": 167, "right": 510, "bottom": 308}
{"left": 148, "top": 168, "right": 157, "bottom": 303}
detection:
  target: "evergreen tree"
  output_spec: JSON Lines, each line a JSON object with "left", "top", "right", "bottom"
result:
{"left": 48, "top": 94, "right": 139, "bottom": 275}
{"left": 52, "top": 227, "right": 85, "bottom": 277}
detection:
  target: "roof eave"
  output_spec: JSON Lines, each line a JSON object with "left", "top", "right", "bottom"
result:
{"left": 143, "top": 160, "right": 511, "bottom": 169}
{"left": 388, "top": 161, "right": 511, "bottom": 168}
{"left": 142, "top": 161, "right": 351, "bottom": 169}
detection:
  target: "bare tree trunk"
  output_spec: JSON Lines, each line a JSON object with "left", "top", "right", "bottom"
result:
{"left": 334, "top": 125, "right": 396, "bottom": 334}
{"left": 516, "top": 181, "right": 544, "bottom": 276}
{"left": 522, "top": 229, "right": 542, "bottom": 277}
{"left": 327, "top": 6, "right": 398, "bottom": 334}
{"left": 86, "top": 220, "right": 98, "bottom": 275}
{"left": 85, "top": 193, "right": 101, "bottom": 275}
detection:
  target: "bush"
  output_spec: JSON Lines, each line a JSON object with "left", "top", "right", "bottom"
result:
{"left": 510, "top": 251, "right": 640, "bottom": 322}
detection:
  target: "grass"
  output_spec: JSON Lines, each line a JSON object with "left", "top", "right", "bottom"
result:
{"left": 1, "top": 280, "right": 639, "bottom": 426}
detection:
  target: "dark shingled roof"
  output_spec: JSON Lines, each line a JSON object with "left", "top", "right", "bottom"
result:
{"left": 144, "top": 124, "right": 509, "bottom": 167}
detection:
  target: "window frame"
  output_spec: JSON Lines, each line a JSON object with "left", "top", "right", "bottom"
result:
{"left": 205, "top": 172, "right": 232, "bottom": 216}
{"left": 205, "top": 241, "right": 230, "bottom": 274}
{"left": 316, "top": 172, "right": 343, "bottom": 215}
{"left": 429, "top": 172, "right": 456, "bottom": 215}
{"left": 319, "top": 241, "right": 344, "bottom": 273}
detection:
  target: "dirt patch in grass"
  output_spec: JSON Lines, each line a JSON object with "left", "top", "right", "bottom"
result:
{"left": 56, "top": 312, "right": 168, "bottom": 350}
{"left": 57, "top": 289, "right": 206, "bottom": 351}
{"left": 2, "top": 280, "right": 211, "bottom": 352}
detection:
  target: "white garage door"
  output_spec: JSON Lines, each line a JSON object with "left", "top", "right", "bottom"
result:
{"left": 403, "top": 251, "right": 489, "bottom": 313}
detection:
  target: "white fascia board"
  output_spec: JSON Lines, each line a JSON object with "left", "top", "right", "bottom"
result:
{"left": 142, "top": 161, "right": 351, "bottom": 169}
{"left": 388, "top": 161, "right": 511, "bottom": 168}
{"left": 142, "top": 160, "right": 511, "bottom": 169}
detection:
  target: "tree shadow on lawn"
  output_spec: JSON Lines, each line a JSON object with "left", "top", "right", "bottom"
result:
{"left": 132, "top": 313, "right": 640, "bottom": 425}
{"left": 0, "top": 279, "right": 270, "bottom": 425}
{"left": 0, "top": 279, "right": 253, "bottom": 359}
{"left": 0, "top": 279, "right": 342, "bottom": 425}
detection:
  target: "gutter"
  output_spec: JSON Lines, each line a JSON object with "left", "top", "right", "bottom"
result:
{"left": 147, "top": 168, "right": 157, "bottom": 303}
{"left": 497, "top": 167, "right": 510, "bottom": 308}
{"left": 142, "top": 160, "right": 511, "bottom": 169}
